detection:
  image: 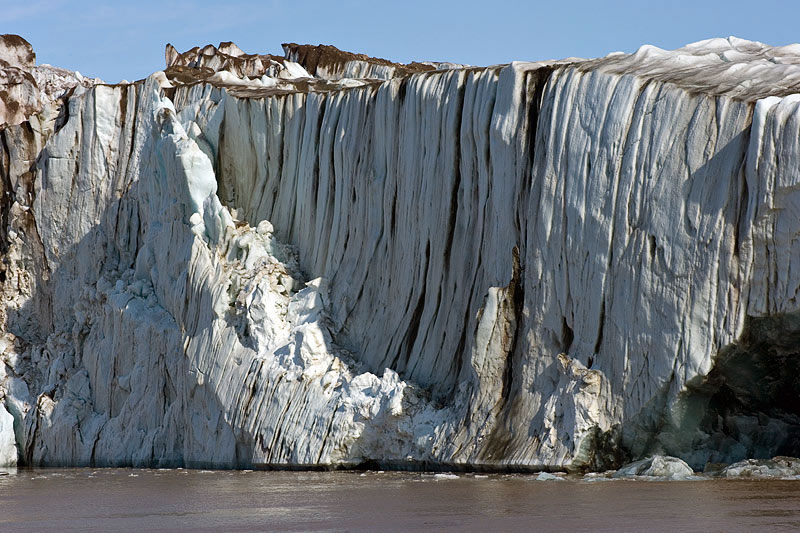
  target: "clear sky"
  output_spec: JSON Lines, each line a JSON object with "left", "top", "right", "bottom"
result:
{"left": 3, "top": 0, "right": 799, "bottom": 83}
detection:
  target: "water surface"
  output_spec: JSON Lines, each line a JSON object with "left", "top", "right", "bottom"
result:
{"left": 1, "top": 468, "right": 799, "bottom": 531}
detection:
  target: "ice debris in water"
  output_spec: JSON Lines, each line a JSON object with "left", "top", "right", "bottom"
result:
{"left": 612, "top": 456, "right": 695, "bottom": 480}
{"left": 535, "top": 472, "right": 565, "bottom": 481}
{"left": 718, "top": 456, "right": 800, "bottom": 479}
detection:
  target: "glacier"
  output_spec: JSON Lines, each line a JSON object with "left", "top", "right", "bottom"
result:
{"left": 1, "top": 34, "right": 800, "bottom": 471}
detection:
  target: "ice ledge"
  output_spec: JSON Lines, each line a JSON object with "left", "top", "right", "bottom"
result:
{"left": 581, "top": 36, "right": 800, "bottom": 100}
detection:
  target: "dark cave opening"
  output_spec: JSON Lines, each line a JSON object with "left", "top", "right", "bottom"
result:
{"left": 656, "top": 312, "right": 800, "bottom": 469}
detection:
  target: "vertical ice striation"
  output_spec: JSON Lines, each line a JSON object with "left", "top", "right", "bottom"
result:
{"left": 2, "top": 36, "right": 800, "bottom": 470}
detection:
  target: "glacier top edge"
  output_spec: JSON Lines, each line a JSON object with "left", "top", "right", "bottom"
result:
{"left": 161, "top": 36, "right": 800, "bottom": 102}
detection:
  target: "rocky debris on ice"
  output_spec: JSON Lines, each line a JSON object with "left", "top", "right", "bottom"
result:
{"left": 163, "top": 40, "right": 465, "bottom": 98}
{"left": 0, "top": 62, "right": 39, "bottom": 126}
{"left": 612, "top": 456, "right": 695, "bottom": 480}
{"left": 0, "top": 34, "right": 99, "bottom": 126}
{"left": 281, "top": 43, "right": 456, "bottom": 80}
{"left": 31, "top": 64, "right": 100, "bottom": 100}
{"left": 718, "top": 457, "right": 800, "bottom": 478}
{"left": 165, "top": 42, "right": 311, "bottom": 80}
{"left": 0, "top": 34, "right": 35, "bottom": 69}
{"left": 0, "top": 35, "right": 39, "bottom": 126}
{"left": 162, "top": 42, "right": 392, "bottom": 96}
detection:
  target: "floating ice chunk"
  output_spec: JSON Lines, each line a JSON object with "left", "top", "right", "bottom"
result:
{"left": 612, "top": 456, "right": 694, "bottom": 480}
{"left": 720, "top": 457, "right": 800, "bottom": 478}
{"left": 535, "top": 472, "right": 565, "bottom": 481}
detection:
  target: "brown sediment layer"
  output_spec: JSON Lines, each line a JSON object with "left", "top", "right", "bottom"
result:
{"left": 0, "top": 35, "right": 36, "bottom": 69}
{"left": 166, "top": 42, "right": 288, "bottom": 79}
{"left": 282, "top": 43, "right": 435, "bottom": 77}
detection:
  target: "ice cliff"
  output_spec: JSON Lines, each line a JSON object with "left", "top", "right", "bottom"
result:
{"left": 2, "top": 34, "right": 800, "bottom": 470}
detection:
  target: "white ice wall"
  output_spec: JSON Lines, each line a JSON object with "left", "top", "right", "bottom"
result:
{"left": 2, "top": 38, "right": 800, "bottom": 469}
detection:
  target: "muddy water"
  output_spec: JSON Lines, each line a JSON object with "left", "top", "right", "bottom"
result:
{"left": 1, "top": 468, "right": 799, "bottom": 531}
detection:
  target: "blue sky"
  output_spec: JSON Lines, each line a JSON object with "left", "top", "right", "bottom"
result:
{"left": 4, "top": 0, "right": 799, "bottom": 83}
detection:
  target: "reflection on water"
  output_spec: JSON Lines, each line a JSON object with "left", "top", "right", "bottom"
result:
{"left": 1, "top": 468, "right": 799, "bottom": 531}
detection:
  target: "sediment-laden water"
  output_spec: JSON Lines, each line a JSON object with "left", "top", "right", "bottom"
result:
{"left": 1, "top": 469, "right": 799, "bottom": 531}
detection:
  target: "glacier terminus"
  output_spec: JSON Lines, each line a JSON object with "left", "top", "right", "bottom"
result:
{"left": 2, "top": 34, "right": 800, "bottom": 473}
